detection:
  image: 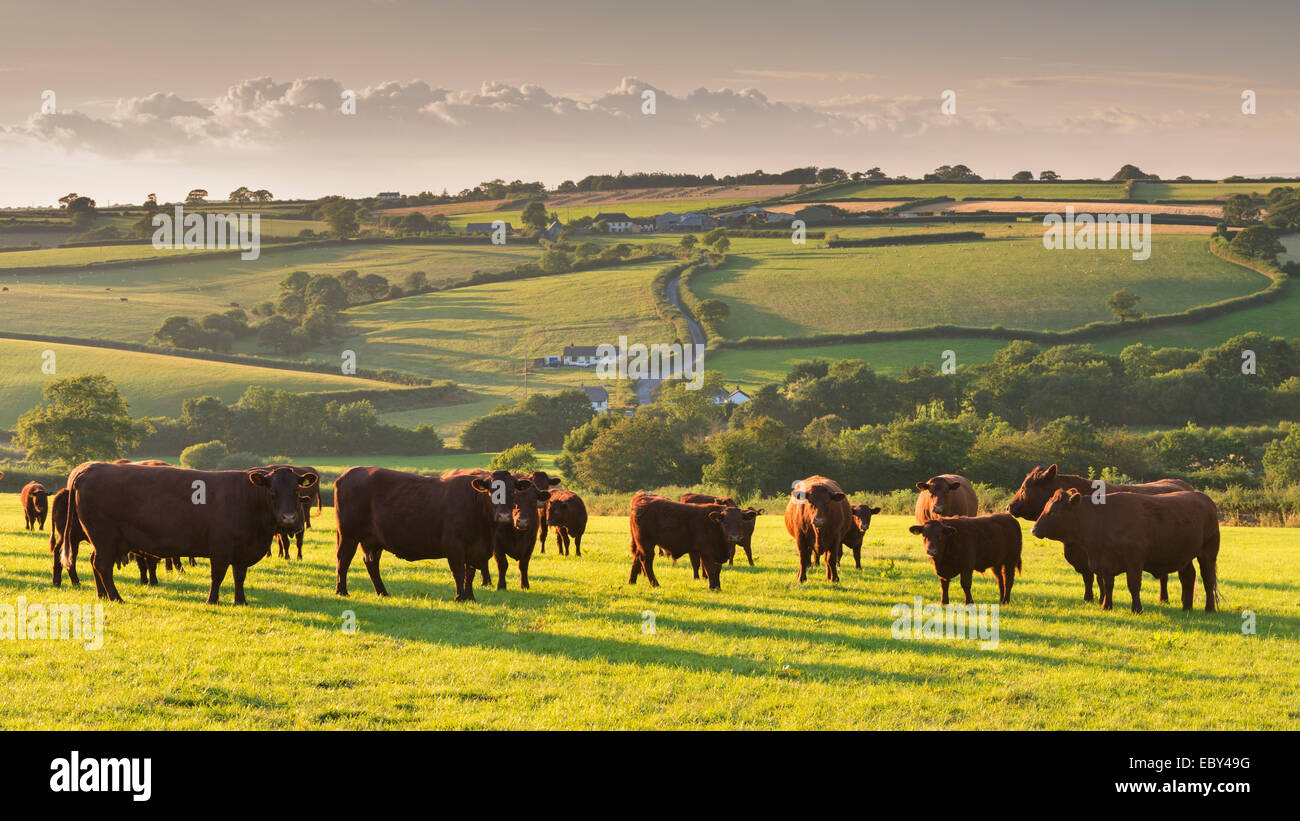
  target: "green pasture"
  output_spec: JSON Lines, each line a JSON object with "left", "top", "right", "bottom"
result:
{"left": 1, "top": 501, "right": 1293, "bottom": 730}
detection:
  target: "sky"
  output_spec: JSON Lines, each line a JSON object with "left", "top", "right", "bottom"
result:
{"left": 1, "top": 0, "right": 1297, "bottom": 206}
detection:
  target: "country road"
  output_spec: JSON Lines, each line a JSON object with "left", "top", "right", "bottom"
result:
{"left": 635, "top": 272, "right": 706, "bottom": 405}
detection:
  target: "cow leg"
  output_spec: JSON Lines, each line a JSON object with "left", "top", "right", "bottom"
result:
{"left": 207, "top": 560, "right": 229, "bottom": 604}
{"left": 1199, "top": 557, "right": 1218, "bottom": 613}
{"left": 64, "top": 542, "right": 80, "bottom": 588}
{"left": 539, "top": 518, "right": 549, "bottom": 554}
{"left": 92, "top": 549, "right": 123, "bottom": 602}
{"left": 39, "top": 511, "right": 47, "bottom": 530}
{"left": 52, "top": 550, "right": 64, "bottom": 587}
{"left": 296, "top": 529, "right": 304, "bottom": 561}
{"left": 850, "top": 545, "right": 861, "bottom": 570}
{"left": 479, "top": 557, "right": 491, "bottom": 587}
{"left": 232, "top": 564, "right": 249, "bottom": 605}
{"left": 705, "top": 560, "right": 721, "bottom": 591}
{"left": 573, "top": 532, "right": 582, "bottom": 557}
{"left": 518, "top": 552, "right": 531, "bottom": 590}
{"left": 796, "top": 538, "right": 812, "bottom": 583}
{"left": 960, "top": 570, "right": 974, "bottom": 605}
{"left": 1001, "top": 562, "right": 1015, "bottom": 603}
{"left": 641, "top": 552, "right": 659, "bottom": 587}
{"left": 995, "top": 566, "right": 1007, "bottom": 603}
{"left": 690, "top": 552, "right": 701, "bottom": 579}
{"left": 148, "top": 558, "right": 159, "bottom": 586}
{"left": 362, "top": 548, "right": 389, "bottom": 597}
{"left": 1126, "top": 567, "right": 1143, "bottom": 614}
{"left": 1157, "top": 574, "right": 1169, "bottom": 604}
{"left": 188, "top": 556, "right": 197, "bottom": 567}
{"left": 459, "top": 558, "right": 477, "bottom": 602}
{"left": 335, "top": 534, "right": 360, "bottom": 596}
{"left": 448, "top": 557, "right": 470, "bottom": 602}
{"left": 135, "top": 556, "right": 150, "bottom": 586}
{"left": 939, "top": 577, "right": 950, "bottom": 605}
{"left": 629, "top": 554, "right": 641, "bottom": 585}
{"left": 495, "top": 549, "right": 509, "bottom": 590}
{"left": 824, "top": 546, "right": 839, "bottom": 582}
{"left": 1098, "top": 574, "right": 1113, "bottom": 610}
{"left": 1081, "top": 570, "right": 1095, "bottom": 603}
{"left": 1178, "top": 563, "right": 1196, "bottom": 611}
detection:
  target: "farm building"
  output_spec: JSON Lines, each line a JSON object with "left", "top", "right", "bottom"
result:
{"left": 593, "top": 212, "right": 637, "bottom": 233}
{"left": 562, "top": 345, "right": 616, "bottom": 367}
{"left": 712, "top": 387, "right": 752, "bottom": 405}
{"left": 375, "top": 191, "right": 401, "bottom": 200}
{"left": 581, "top": 384, "right": 610, "bottom": 412}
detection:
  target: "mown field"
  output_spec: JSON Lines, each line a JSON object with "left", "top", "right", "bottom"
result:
{"left": 442, "top": 197, "right": 769, "bottom": 230}
{"left": 0, "top": 241, "right": 541, "bottom": 344}
{"left": 1, "top": 499, "right": 1294, "bottom": 730}
{"left": 0, "top": 338, "right": 397, "bottom": 428}
{"left": 792, "top": 180, "right": 1285, "bottom": 203}
{"left": 694, "top": 234, "right": 1264, "bottom": 339}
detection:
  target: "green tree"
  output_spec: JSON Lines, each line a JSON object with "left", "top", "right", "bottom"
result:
{"left": 1262, "top": 426, "right": 1300, "bottom": 485}
{"left": 1039, "top": 170, "right": 1060, "bottom": 181}
{"left": 1223, "top": 194, "right": 1260, "bottom": 225}
{"left": 1228, "top": 226, "right": 1285, "bottom": 260}
{"left": 179, "top": 440, "right": 230, "bottom": 470}
{"left": 521, "top": 201, "right": 549, "bottom": 231}
{"left": 491, "top": 443, "right": 539, "bottom": 473}
{"left": 14, "top": 375, "right": 140, "bottom": 469}
{"left": 1012, "top": 170, "right": 1033, "bottom": 181}
{"left": 1106, "top": 287, "right": 1143, "bottom": 322}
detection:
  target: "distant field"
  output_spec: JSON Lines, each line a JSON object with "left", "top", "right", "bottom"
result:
{"left": 0, "top": 242, "right": 541, "bottom": 343}
{"left": 694, "top": 234, "right": 1263, "bottom": 339}
{"left": 1131, "top": 181, "right": 1295, "bottom": 200}
{"left": 794, "top": 182, "right": 1128, "bottom": 201}
{"left": 444, "top": 198, "right": 766, "bottom": 230}
{"left": 377, "top": 184, "right": 796, "bottom": 219}
{"left": 0, "top": 338, "right": 398, "bottom": 428}
{"left": 2, "top": 502, "right": 1294, "bottom": 730}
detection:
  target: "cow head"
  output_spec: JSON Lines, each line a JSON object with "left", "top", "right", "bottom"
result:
{"left": 1030, "top": 487, "right": 1084, "bottom": 541}
{"left": 915, "top": 476, "right": 963, "bottom": 516}
{"left": 851, "top": 503, "right": 881, "bottom": 534}
{"left": 1007, "top": 464, "right": 1059, "bottom": 520}
{"left": 471, "top": 469, "right": 532, "bottom": 525}
{"left": 908, "top": 520, "right": 958, "bottom": 568}
{"left": 509, "top": 476, "right": 552, "bottom": 531}
{"left": 525, "top": 471, "right": 562, "bottom": 508}
{"left": 794, "top": 483, "right": 846, "bottom": 528}
{"left": 248, "top": 467, "right": 318, "bottom": 531}
{"left": 708, "top": 505, "right": 757, "bottom": 548}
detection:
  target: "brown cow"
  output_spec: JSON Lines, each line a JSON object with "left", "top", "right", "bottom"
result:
{"left": 1032, "top": 488, "right": 1219, "bottom": 614}
{"left": 334, "top": 467, "right": 524, "bottom": 602}
{"left": 627, "top": 491, "right": 739, "bottom": 590}
{"left": 65, "top": 462, "right": 316, "bottom": 603}
{"left": 524, "top": 470, "right": 563, "bottom": 553}
{"left": 841, "top": 503, "right": 882, "bottom": 569}
{"left": 112, "top": 459, "right": 195, "bottom": 579}
{"left": 546, "top": 489, "right": 588, "bottom": 556}
{"left": 264, "top": 465, "right": 321, "bottom": 561}
{"left": 914, "top": 474, "right": 978, "bottom": 523}
{"left": 678, "top": 493, "right": 758, "bottom": 565}
{"left": 490, "top": 473, "right": 551, "bottom": 590}
{"left": 1008, "top": 464, "right": 1190, "bottom": 603}
{"left": 21, "top": 481, "right": 50, "bottom": 531}
{"left": 785, "top": 476, "right": 850, "bottom": 582}
{"left": 48, "top": 488, "right": 83, "bottom": 587}
{"left": 909, "top": 514, "right": 1022, "bottom": 605}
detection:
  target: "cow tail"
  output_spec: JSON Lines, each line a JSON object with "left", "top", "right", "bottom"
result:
{"left": 61, "top": 480, "right": 79, "bottom": 571}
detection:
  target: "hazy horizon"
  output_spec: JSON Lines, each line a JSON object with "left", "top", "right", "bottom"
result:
{"left": 1, "top": 0, "right": 1297, "bottom": 206}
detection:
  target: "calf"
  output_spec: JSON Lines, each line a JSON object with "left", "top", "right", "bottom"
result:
{"left": 914, "top": 474, "right": 978, "bottom": 523}
{"left": 524, "top": 470, "right": 563, "bottom": 553}
{"left": 840, "top": 503, "right": 881, "bottom": 569}
{"left": 627, "top": 491, "right": 737, "bottom": 590}
{"left": 679, "top": 493, "right": 759, "bottom": 565}
{"left": 909, "top": 514, "right": 1022, "bottom": 605}
{"left": 490, "top": 474, "right": 551, "bottom": 590}
{"left": 1031, "top": 488, "right": 1219, "bottom": 614}
{"left": 335, "top": 467, "right": 524, "bottom": 602}
{"left": 784, "top": 476, "right": 850, "bottom": 582}
{"left": 1008, "top": 464, "right": 1190, "bottom": 603}
{"left": 546, "top": 489, "right": 588, "bottom": 556}
{"left": 65, "top": 462, "right": 316, "bottom": 603}
{"left": 21, "top": 481, "right": 50, "bottom": 531}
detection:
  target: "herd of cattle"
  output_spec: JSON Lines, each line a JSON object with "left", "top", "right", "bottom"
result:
{"left": 3, "top": 458, "right": 1220, "bottom": 615}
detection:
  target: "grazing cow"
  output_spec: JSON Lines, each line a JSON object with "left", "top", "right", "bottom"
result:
{"left": 264, "top": 465, "right": 321, "bottom": 560}
{"left": 524, "top": 470, "right": 563, "bottom": 553}
{"left": 546, "top": 489, "right": 588, "bottom": 556}
{"left": 1031, "top": 489, "right": 1219, "bottom": 614}
{"left": 112, "top": 459, "right": 196, "bottom": 577}
{"left": 914, "top": 474, "right": 978, "bottom": 523}
{"left": 678, "top": 493, "right": 759, "bottom": 565}
{"left": 627, "top": 491, "right": 738, "bottom": 590}
{"left": 909, "top": 514, "right": 1022, "bottom": 605}
{"left": 1008, "top": 464, "right": 1190, "bottom": 603}
{"left": 64, "top": 462, "right": 316, "bottom": 604}
{"left": 490, "top": 474, "right": 551, "bottom": 590}
{"left": 20, "top": 481, "right": 50, "bottom": 530}
{"left": 334, "top": 467, "right": 524, "bottom": 602}
{"left": 840, "top": 503, "right": 882, "bottom": 569}
{"left": 785, "top": 476, "right": 851, "bottom": 582}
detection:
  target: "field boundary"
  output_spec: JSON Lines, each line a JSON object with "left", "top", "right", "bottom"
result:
{"left": 704, "top": 238, "right": 1289, "bottom": 352}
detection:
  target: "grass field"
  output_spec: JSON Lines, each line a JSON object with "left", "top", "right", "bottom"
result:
{"left": 0, "top": 338, "right": 398, "bottom": 428}
{"left": 694, "top": 234, "right": 1264, "bottom": 339}
{"left": 1, "top": 501, "right": 1294, "bottom": 730}
{"left": 0, "top": 242, "right": 541, "bottom": 344}
{"left": 442, "top": 198, "right": 768, "bottom": 230}
{"left": 794, "top": 182, "right": 1129, "bottom": 201}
